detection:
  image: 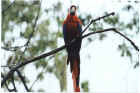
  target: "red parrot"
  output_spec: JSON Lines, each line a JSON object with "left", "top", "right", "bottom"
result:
{"left": 63, "top": 5, "right": 82, "bottom": 92}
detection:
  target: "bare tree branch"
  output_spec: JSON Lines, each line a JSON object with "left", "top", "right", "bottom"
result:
{"left": 1, "top": 45, "right": 24, "bottom": 51}
{"left": 2, "top": 0, "right": 41, "bottom": 53}
{"left": 23, "top": 0, "right": 41, "bottom": 52}
{"left": 81, "top": 12, "right": 115, "bottom": 34}
{"left": 1, "top": 73, "right": 16, "bottom": 92}
{"left": 82, "top": 28, "right": 139, "bottom": 51}
{"left": 13, "top": 1, "right": 42, "bottom": 91}
{"left": 1, "top": 0, "right": 42, "bottom": 90}
{"left": 29, "top": 55, "right": 54, "bottom": 90}
{"left": 16, "top": 69, "right": 30, "bottom": 92}
{"left": 114, "top": 29, "right": 139, "bottom": 51}
{"left": 11, "top": 74, "right": 17, "bottom": 92}
{"left": 1, "top": 27, "right": 138, "bottom": 87}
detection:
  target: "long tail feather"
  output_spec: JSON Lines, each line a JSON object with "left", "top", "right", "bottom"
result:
{"left": 72, "top": 59, "right": 80, "bottom": 92}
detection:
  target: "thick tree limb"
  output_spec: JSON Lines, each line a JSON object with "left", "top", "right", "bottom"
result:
{"left": 1, "top": 45, "right": 65, "bottom": 87}
{"left": 1, "top": 27, "right": 138, "bottom": 87}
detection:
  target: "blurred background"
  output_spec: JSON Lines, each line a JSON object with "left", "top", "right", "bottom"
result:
{"left": 1, "top": 0, "right": 139, "bottom": 92}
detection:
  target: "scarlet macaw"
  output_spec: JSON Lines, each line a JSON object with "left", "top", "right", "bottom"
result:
{"left": 63, "top": 5, "right": 82, "bottom": 92}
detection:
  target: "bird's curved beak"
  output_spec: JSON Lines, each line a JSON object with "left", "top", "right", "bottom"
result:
{"left": 70, "top": 7, "right": 75, "bottom": 16}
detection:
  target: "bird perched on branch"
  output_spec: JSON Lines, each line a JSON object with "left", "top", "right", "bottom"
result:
{"left": 63, "top": 5, "right": 82, "bottom": 92}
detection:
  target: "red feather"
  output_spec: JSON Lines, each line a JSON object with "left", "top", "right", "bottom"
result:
{"left": 72, "top": 60, "right": 80, "bottom": 92}
{"left": 63, "top": 13, "right": 82, "bottom": 92}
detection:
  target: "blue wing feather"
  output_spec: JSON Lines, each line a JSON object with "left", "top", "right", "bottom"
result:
{"left": 77, "top": 23, "right": 82, "bottom": 33}
{"left": 63, "top": 24, "right": 67, "bottom": 44}
{"left": 63, "top": 23, "right": 82, "bottom": 44}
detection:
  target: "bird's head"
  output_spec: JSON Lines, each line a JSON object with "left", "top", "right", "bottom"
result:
{"left": 70, "top": 5, "right": 77, "bottom": 16}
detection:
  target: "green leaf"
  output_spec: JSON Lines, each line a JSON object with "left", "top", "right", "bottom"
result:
{"left": 104, "top": 15, "right": 119, "bottom": 26}
{"left": 126, "top": 50, "right": 132, "bottom": 57}
{"left": 126, "top": 23, "right": 133, "bottom": 30}
{"left": 134, "top": 62, "right": 139, "bottom": 69}
{"left": 23, "top": 26, "right": 32, "bottom": 38}
{"left": 99, "top": 33, "right": 106, "bottom": 40}
{"left": 47, "top": 66, "right": 53, "bottom": 73}
{"left": 38, "top": 88, "right": 44, "bottom": 92}
{"left": 81, "top": 81, "right": 89, "bottom": 92}
{"left": 37, "top": 72, "right": 44, "bottom": 81}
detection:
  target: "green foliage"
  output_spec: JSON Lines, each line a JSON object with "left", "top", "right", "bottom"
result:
{"left": 1, "top": 0, "right": 139, "bottom": 92}
{"left": 99, "top": 33, "right": 106, "bottom": 41}
{"left": 81, "top": 81, "right": 89, "bottom": 92}
{"left": 53, "top": 54, "right": 67, "bottom": 91}
{"left": 35, "top": 59, "right": 47, "bottom": 69}
{"left": 23, "top": 26, "right": 33, "bottom": 38}
{"left": 53, "top": 2, "right": 62, "bottom": 12}
{"left": 103, "top": 14, "right": 119, "bottom": 26}
{"left": 37, "top": 72, "right": 44, "bottom": 81}
{"left": 134, "top": 62, "right": 139, "bottom": 69}
{"left": 37, "top": 88, "right": 45, "bottom": 92}
{"left": 118, "top": 43, "right": 132, "bottom": 59}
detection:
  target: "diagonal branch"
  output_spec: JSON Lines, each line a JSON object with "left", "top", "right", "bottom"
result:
{"left": 2, "top": 0, "right": 41, "bottom": 52}
{"left": 23, "top": 0, "right": 41, "bottom": 52}
{"left": 12, "top": 1, "right": 42, "bottom": 92}
{"left": 81, "top": 12, "right": 115, "bottom": 34}
{"left": 11, "top": 74, "right": 17, "bottom": 92}
{"left": 1, "top": 73, "right": 16, "bottom": 92}
{"left": 1, "top": 27, "right": 139, "bottom": 87}
{"left": 29, "top": 55, "right": 54, "bottom": 90}
{"left": 1, "top": 0, "right": 42, "bottom": 91}
{"left": 2, "top": 0, "right": 16, "bottom": 15}
{"left": 16, "top": 69, "right": 30, "bottom": 91}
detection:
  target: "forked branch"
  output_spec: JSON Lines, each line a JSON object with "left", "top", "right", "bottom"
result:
{"left": 1, "top": 27, "right": 139, "bottom": 87}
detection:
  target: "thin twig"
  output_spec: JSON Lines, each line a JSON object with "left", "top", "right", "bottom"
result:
{"left": 82, "top": 28, "right": 139, "bottom": 51}
{"left": 1, "top": 65, "right": 16, "bottom": 68}
{"left": 11, "top": 74, "right": 17, "bottom": 92}
{"left": 23, "top": 0, "right": 41, "bottom": 52}
{"left": 114, "top": 29, "right": 139, "bottom": 51}
{"left": 1, "top": 45, "right": 24, "bottom": 51}
{"left": 13, "top": 1, "right": 42, "bottom": 91}
{"left": 1, "top": 0, "right": 42, "bottom": 91}
{"left": 1, "top": 73, "right": 15, "bottom": 92}
{"left": 2, "top": 0, "right": 16, "bottom": 15}
{"left": 16, "top": 69, "right": 30, "bottom": 91}
{"left": 5, "top": 60, "right": 17, "bottom": 92}
{"left": 14, "top": 1, "right": 42, "bottom": 91}
{"left": 29, "top": 55, "right": 54, "bottom": 90}
{"left": 81, "top": 12, "right": 115, "bottom": 34}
